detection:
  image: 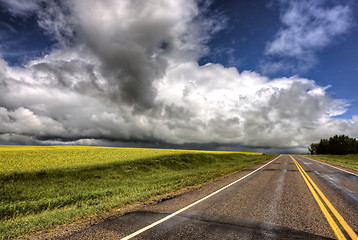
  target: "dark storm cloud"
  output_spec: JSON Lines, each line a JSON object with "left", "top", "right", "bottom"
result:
{"left": 0, "top": 0, "right": 357, "bottom": 153}
{"left": 0, "top": 0, "right": 222, "bottom": 111}
{"left": 71, "top": 0, "right": 223, "bottom": 110}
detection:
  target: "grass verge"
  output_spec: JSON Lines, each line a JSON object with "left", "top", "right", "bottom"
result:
{"left": 304, "top": 154, "right": 358, "bottom": 171}
{"left": 0, "top": 146, "right": 275, "bottom": 239}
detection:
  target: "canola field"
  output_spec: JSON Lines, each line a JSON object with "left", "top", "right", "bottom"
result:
{"left": 0, "top": 145, "right": 261, "bottom": 174}
{"left": 0, "top": 145, "right": 269, "bottom": 239}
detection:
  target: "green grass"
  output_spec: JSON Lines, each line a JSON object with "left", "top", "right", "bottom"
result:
{"left": 0, "top": 145, "right": 261, "bottom": 174}
{"left": 0, "top": 145, "right": 274, "bottom": 239}
{"left": 305, "top": 154, "right": 358, "bottom": 171}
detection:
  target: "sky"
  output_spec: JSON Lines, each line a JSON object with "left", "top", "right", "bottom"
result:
{"left": 0, "top": 0, "right": 357, "bottom": 153}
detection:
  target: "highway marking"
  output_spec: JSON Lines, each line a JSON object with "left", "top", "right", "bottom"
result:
{"left": 120, "top": 154, "right": 282, "bottom": 240}
{"left": 294, "top": 156, "right": 358, "bottom": 240}
{"left": 291, "top": 155, "right": 345, "bottom": 239}
{"left": 291, "top": 155, "right": 358, "bottom": 240}
{"left": 300, "top": 156, "right": 358, "bottom": 177}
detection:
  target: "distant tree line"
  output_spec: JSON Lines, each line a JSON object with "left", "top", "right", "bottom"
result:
{"left": 309, "top": 135, "right": 358, "bottom": 155}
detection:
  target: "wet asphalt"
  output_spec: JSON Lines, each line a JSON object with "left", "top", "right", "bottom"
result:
{"left": 59, "top": 154, "right": 358, "bottom": 240}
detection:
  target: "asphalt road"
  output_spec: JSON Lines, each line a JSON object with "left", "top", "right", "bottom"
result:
{"left": 60, "top": 154, "right": 358, "bottom": 240}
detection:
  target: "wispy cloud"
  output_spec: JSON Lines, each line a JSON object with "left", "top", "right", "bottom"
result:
{"left": 262, "top": 0, "right": 353, "bottom": 74}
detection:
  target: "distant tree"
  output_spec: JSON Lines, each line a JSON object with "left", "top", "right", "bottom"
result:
{"left": 308, "top": 143, "right": 317, "bottom": 155}
{"left": 309, "top": 135, "right": 358, "bottom": 155}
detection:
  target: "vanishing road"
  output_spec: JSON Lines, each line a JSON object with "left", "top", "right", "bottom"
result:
{"left": 62, "top": 155, "right": 358, "bottom": 239}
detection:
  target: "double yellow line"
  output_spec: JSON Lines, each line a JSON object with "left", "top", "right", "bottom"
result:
{"left": 290, "top": 155, "right": 357, "bottom": 240}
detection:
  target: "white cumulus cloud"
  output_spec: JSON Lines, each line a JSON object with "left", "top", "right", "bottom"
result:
{"left": 0, "top": 0, "right": 357, "bottom": 153}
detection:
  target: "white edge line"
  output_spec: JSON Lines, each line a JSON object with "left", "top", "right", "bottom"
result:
{"left": 120, "top": 154, "right": 282, "bottom": 240}
{"left": 299, "top": 156, "right": 358, "bottom": 177}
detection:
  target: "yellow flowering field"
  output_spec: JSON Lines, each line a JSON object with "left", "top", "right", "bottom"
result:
{"left": 0, "top": 145, "right": 261, "bottom": 174}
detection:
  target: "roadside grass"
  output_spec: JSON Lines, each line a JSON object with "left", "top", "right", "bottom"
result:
{"left": 305, "top": 154, "right": 358, "bottom": 171}
{"left": 0, "top": 145, "right": 274, "bottom": 239}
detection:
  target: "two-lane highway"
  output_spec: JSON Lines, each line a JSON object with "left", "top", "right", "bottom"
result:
{"left": 60, "top": 155, "right": 358, "bottom": 240}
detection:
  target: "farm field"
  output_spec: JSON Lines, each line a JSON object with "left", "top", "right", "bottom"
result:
{"left": 0, "top": 145, "right": 273, "bottom": 239}
{"left": 0, "top": 145, "right": 260, "bottom": 174}
{"left": 305, "top": 154, "right": 358, "bottom": 171}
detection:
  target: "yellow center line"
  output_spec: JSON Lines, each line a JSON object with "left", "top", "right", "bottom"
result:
{"left": 290, "top": 155, "right": 346, "bottom": 240}
{"left": 292, "top": 156, "right": 358, "bottom": 240}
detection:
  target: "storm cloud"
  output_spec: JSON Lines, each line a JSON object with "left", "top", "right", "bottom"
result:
{"left": 0, "top": 0, "right": 357, "bottom": 153}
